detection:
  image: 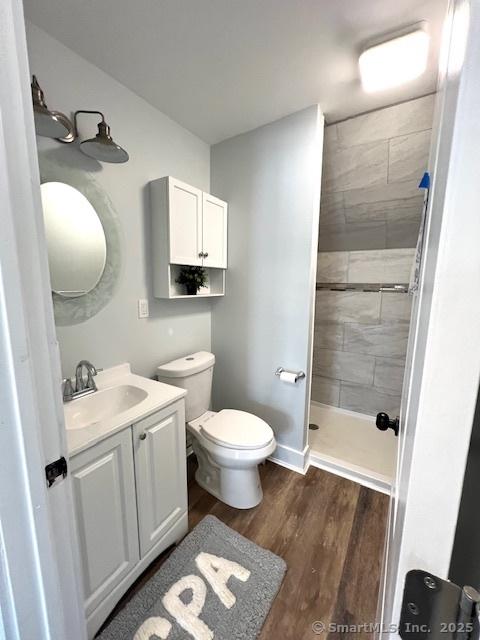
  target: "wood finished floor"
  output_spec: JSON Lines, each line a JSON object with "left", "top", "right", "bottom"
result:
{"left": 101, "top": 460, "right": 389, "bottom": 639}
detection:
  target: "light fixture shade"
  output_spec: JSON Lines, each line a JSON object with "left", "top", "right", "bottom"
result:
{"left": 31, "top": 76, "right": 75, "bottom": 139}
{"left": 359, "top": 29, "right": 430, "bottom": 93}
{"left": 79, "top": 120, "right": 129, "bottom": 163}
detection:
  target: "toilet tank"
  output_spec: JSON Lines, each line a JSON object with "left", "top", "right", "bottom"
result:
{"left": 157, "top": 351, "right": 215, "bottom": 422}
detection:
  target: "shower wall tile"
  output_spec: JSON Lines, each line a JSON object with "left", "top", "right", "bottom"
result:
{"left": 388, "top": 130, "right": 431, "bottom": 183}
{"left": 316, "top": 251, "right": 349, "bottom": 282}
{"left": 314, "top": 96, "right": 432, "bottom": 415}
{"left": 313, "top": 348, "right": 375, "bottom": 385}
{"left": 380, "top": 292, "right": 413, "bottom": 323}
{"left": 344, "top": 197, "right": 423, "bottom": 224}
{"left": 385, "top": 198, "right": 423, "bottom": 224}
{"left": 311, "top": 376, "right": 340, "bottom": 406}
{"left": 314, "top": 323, "right": 344, "bottom": 350}
{"left": 318, "top": 221, "right": 387, "bottom": 252}
{"left": 344, "top": 322, "right": 410, "bottom": 358}
{"left": 386, "top": 220, "right": 421, "bottom": 249}
{"left": 374, "top": 357, "right": 405, "bottom": 393}
{"left": 343, "top": 180, "right": 423, "bottom": 224}
{"left": 340, "top": 382, "right": 401, "bottom": 416}
{"left": 336, "top": 95, "right": 435, "bottom": 147}
{"left": 319, "top": 96, "right": 432, "bottom": 253}
{"left": 322, "top": 140, "right": 388, "bottom": 193}
{"left": 347, "top": 248, "right": 415, "bottom": 283}
{"left": 320, "top": 191, "right": 345, "bottom": 225}
{"left": 323, "top": 123, "right": 339, "bottom": 153}
{"left": 315, "top": 290, "right": 381, "bottom": 324}
{"left": 343, "top": 180, "right": 419, "bottom": 210}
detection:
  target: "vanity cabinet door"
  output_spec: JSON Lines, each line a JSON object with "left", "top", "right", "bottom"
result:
{"left": 70, "top": 429, "right": 139, "bottom": 617}
{"left": 202, "top": 192, "right": 228, "bottom": 268}
{"left": 168, "top": 177, "right": 203, "bottom": 266}
{"left": 133, "top": 400, "right": 187, "bottom": 557}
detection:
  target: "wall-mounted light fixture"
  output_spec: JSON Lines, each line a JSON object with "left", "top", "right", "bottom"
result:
{"left": 31, "top": 75, "right": 75, "bottom": 140}
{"left": 69, "top": 111, "right": 129, "bottom": 163}
{"left": 359, "top": 25, "right": 430, "bottom": 93}
{"left": 30, "top": 76, "right": 129, "bottom": 164}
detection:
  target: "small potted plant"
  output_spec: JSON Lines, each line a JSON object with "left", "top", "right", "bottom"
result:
{"left": 175, "top": 266, "right": 208, "bottom": 295}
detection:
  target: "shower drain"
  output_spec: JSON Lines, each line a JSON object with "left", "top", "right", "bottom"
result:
{"left": 309, "top": 423, "right": 319, "bottom": 431}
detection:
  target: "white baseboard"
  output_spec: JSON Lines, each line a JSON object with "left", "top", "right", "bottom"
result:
{"left": 269, "top": 442, "right": 310, "bottom": 475}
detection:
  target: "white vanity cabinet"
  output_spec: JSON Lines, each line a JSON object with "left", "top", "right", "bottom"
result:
{"left": 69, "top": 399, "right": 188, "bottom": 639}
{"left": 70, "top": 429, "right": 139, "bottom": 618}
{"left": 133, "top": 403, "right": 187, "bottom": 557}
{"left": 151, "top": 176, "right": 228, "bottom": 298}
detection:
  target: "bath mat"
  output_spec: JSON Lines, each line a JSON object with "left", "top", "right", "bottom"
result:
{"left": 97, "top": 515, "right": 286, "bottom": 640}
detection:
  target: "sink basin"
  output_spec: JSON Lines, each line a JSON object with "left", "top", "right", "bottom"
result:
{"left": 64, "top": 363, "right": 187, "bottom": 456}
{"left": 64, "top": 384, "right": 148, "bottom": 430}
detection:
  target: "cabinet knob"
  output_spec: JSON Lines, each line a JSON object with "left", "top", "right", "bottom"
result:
{"left": 203, "top": 252, "right": 209, "bottom": 258}
{"left": 139, "top": 433, "right": 147, "bottom": 441}
{"left": 198, "top": 252, "right": 204, "bottom": 258}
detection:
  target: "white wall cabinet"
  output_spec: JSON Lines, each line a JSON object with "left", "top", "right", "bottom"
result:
{"left": 202, "top": 192, "right": 228, "bottom": 269}
{"left": 168, "top": 178, "right": 203, "bottom": 266}
{"left": 151, "top": 176, "right": 228, "bottom": 298}
{"left": 70, "top": 400, "right": 187, "bottom": 639}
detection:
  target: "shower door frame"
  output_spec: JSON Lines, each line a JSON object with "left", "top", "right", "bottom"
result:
{"left": 378, "top": 0, "right": 480, "bottom": 634}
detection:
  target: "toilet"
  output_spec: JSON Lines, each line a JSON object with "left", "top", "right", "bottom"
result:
{"left": 157, "top": 351, "right": 276, "bottom": 509}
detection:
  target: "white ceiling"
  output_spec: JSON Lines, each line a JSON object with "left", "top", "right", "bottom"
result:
{"left": 24, "top": 0, "right": 448, "bottom": 144}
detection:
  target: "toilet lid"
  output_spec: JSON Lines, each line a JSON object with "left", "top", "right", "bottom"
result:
{"left": 199, "top": 409, "right": 274, "bottom": 450}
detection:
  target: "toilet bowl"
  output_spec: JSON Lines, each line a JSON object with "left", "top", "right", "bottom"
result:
{"left": 188, "top": 410, "right": 276, "bottom": 509}
{"left": 157, "top": 352, "right": 276, "bottom": 509}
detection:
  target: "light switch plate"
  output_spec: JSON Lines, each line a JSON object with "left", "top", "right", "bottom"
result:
{"left": 138, "top": 298, "right": 149, "bottom": 318}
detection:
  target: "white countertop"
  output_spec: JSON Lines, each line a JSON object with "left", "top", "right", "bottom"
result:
{"left": 66, "top": 363, "right": 186, "bottom": 457}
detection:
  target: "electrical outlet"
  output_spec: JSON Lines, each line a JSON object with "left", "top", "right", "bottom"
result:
{"left": 138, "top": 298, "right": 149, "bottom": 319}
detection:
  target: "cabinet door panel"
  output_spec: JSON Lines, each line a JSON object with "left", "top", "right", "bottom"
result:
{"left": 168, "top": 177, "right": 203, "bottom": 265}
{"left": 70, "top": 430, "right": 139, "bottom": 616}
{"left": 134, "top": 402, "right": 187, "bottom": 557}
{"left": 202, "top": 192, "right": 228, "bottom": 268}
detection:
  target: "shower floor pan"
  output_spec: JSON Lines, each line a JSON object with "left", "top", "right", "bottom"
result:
{"left": 309, "top": 402, "right": 397, "bottom": 495}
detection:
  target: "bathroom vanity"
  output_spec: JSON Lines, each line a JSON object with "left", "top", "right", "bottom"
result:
{"left": 65, "top": 365, "right": 188, "bottom": 638}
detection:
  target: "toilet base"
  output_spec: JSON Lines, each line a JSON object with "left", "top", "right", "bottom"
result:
{"left": 191, "top": 438, "right": 263, "bottom": 509}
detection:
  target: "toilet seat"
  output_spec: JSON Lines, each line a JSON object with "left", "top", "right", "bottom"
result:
{"left": 198, "top": 409, "right": 274, "bottom": 450}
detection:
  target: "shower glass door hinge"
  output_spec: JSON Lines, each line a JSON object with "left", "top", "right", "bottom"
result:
{"left": 45, "top": 456, "right": 68, "bottom": 488}
{"left": 400, "top": 570, "right": 480, "bottom": 640}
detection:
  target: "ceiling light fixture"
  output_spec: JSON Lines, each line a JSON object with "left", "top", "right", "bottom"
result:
{"left": 359, "top": 27, "right": 430, "bottom": 93}
{"left": 30, "top": 76, "right": 129, "bottom": 163}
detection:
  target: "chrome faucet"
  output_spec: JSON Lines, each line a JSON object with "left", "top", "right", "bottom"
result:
{"left": 75, "top": 360, "right": 98, "bottom": 392}
{"left": 63, "top": 360, "right": 99, "bottom": 402}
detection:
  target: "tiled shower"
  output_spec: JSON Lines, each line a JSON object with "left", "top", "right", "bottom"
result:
{"left": 309, "top": 95, "right": 434, "bottom": 490}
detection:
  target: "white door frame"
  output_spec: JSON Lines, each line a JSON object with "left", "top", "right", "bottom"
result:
{"left": 0, "top": 1, "right": 86, "bottom": 638}
{"left": 380, "top": 0, "right": 480, "bottom": 633}
{"left": 2, "top": 0, "right": 480, "bottom": 636}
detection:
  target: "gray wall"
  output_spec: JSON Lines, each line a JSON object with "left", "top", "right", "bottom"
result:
{"left": 312, "top": 96, "right": 434, "bottom": 415}
{"left": 313, "top": 250, "right": 414, "bottom": 416}
{"left": 211, "top": 107, "right": 322, "bottom": 462}
{"left": 26, "top": 23, "right": 212, "bottom": 378}
{"left": 320, "top": 95, "right": 434, "bottom": 251}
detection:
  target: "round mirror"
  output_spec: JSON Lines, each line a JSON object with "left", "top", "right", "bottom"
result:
{"left": 40, "top": 182, "right": 107, "bottom": 297}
